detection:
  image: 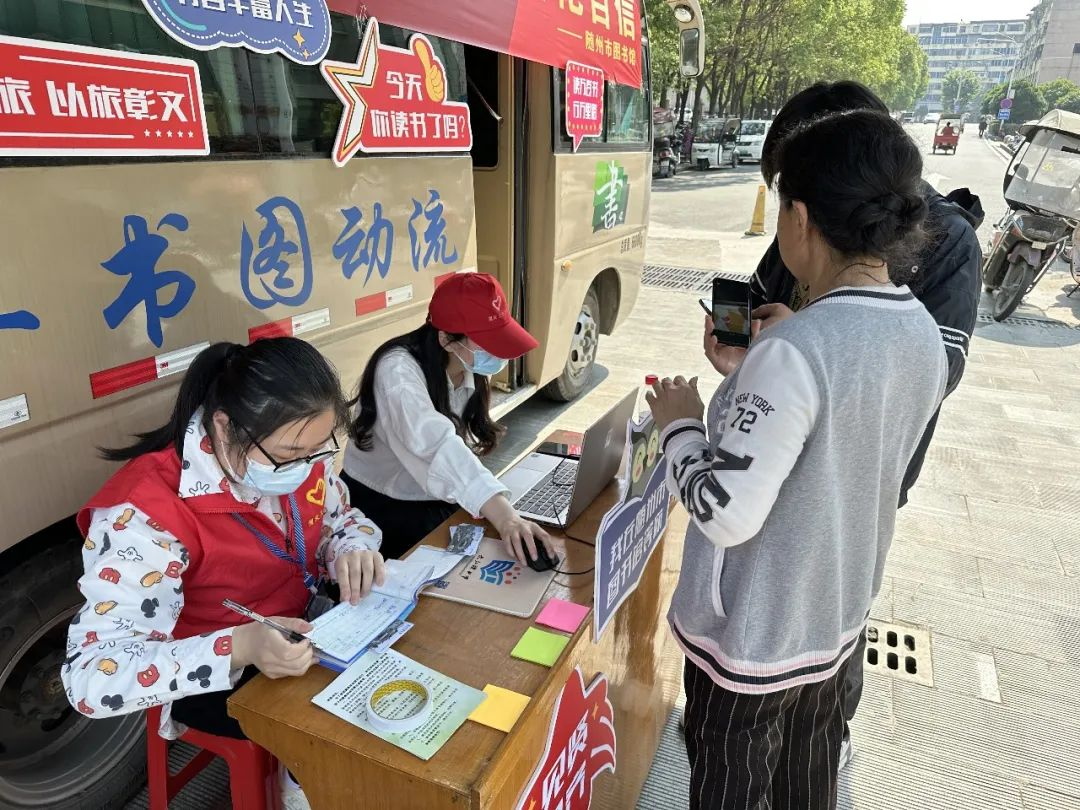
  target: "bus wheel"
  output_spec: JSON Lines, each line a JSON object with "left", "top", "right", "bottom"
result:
{"left": 543, "top": 287, "right": 600, "bottom": 402}
{"left": 0, "top": 542, "right": 145, "bottom": 809}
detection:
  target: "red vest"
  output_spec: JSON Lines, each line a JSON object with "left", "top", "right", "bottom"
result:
{"left": 77, "top": 447, "right": 327, "bottom": 639}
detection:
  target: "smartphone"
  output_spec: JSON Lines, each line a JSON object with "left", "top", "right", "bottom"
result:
{"left": 708, "top": 278, "right": 753, "bottom": 348}
{"left": 536, "top": 441, "right": 582, "bottom": 459}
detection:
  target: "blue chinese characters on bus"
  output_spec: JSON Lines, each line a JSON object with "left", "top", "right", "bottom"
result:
{"left": 240, "top": 196, "right": 313, "bottom": 310}
{"left": 139, "top": 0, "right": 332, "bottom": 66}
{"left": 0, "top": 310, "right": 40, "bottom": 330}
{"left": 408, "top": 189, "right": 458, "bottom": 272}
{"left": 332, "top": 203, "right": 394, "bottom": 285}
{"left": 102, "top": 213, "right": 196, "bottom": 348}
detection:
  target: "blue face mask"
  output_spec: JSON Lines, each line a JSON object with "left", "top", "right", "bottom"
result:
{"left": 241, "top": 456, "right": 317, "bottom": 497}
{"left": 458, "top": 346, "right": 508, "bottom": 377}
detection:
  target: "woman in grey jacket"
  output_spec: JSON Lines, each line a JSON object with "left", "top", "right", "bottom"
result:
{"left": 648, "top": 110, "right": 947, "bottom": 810}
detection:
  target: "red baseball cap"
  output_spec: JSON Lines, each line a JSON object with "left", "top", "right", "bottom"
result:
{"left": 428, "top": 273, "right": 539, "bottom": 359}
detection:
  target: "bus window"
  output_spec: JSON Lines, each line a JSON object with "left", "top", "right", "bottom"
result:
{"left": 248, "top": 15, "right": 468, "bottom": 156}
{"left": 606, "top": 81, "right": 649, "bottom": 145}
{"left": 0, "top": 2, "right": 467, "bottom": 161}
{"left": 551, "top": 31, "right": 650, "bottom": 152}
{"left": 465, "top": 45, "right": 501, "bottom": 169}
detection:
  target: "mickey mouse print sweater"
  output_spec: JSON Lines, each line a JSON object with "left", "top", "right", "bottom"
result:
{"left": 663, "top": 285, "right": 946, "bottom": 693}
{"left": 62, "top": 411, "right": 381, "bottom": 738}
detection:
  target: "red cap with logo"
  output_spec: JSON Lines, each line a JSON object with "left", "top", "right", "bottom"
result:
{"left": 428, "top": 273, "right": 539, "bottom": 359}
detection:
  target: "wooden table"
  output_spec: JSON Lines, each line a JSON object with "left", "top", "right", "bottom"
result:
{"left": 229, "top": 479, "right": 689, "bottom": 809}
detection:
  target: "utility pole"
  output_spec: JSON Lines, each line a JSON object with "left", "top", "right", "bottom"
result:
{"left": 978, "top": 34, "right": 1020, "bottom": 99}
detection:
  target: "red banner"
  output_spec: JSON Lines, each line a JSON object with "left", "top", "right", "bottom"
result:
{"left": 0, "top": 35, "right": 208, "bottom": 157}
{"left": 321, "top": 18, "right": 472, "bottom": 165}
{"left": 326, "top": 0, "right": 642, "bottom": 89}
{"left": 510, "top": 0, "right": 640, "bottom": 89}
{"left": 516, "top": 669, "right": 616, "bottom": 810}
{"left": 565, "top": 61, "right": 605, "bottom": 151}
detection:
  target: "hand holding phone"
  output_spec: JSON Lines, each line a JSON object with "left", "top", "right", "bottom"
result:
{"left": 702, "top": 312, "right": 747, "bottom": 376}
{"left": 707, "top": 278, "right": 753, "bottom": 348}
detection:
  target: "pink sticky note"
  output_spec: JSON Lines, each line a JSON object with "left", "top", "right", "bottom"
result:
{"left": 535, "top": 599, "right": 590, "bottom": 634}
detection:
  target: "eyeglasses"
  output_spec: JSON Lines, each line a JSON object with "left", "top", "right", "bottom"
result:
{"left": 238, "top": 424, "right": 341, "bottom": 472}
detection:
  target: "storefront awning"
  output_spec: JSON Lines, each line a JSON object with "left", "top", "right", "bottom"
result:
{"left": 326, "top": 0, "right": 642, "bottom": 88}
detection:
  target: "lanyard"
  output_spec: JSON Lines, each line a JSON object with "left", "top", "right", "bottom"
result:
{"left": 232, "top": 493, "right": 317, "bottom": 590}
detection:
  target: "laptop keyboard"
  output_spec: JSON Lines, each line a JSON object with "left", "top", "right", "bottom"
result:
{"left": 515, "top": 461, "right": 578, "bottom": 519}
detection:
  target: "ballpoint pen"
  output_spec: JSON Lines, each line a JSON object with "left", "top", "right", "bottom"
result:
{"left": 222, "top": 598, "right": 318, "bottom": 649}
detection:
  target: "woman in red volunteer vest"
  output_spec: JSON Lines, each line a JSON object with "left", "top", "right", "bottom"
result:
{"left": 62, "top": 337, "right": 385, "bottom": 743}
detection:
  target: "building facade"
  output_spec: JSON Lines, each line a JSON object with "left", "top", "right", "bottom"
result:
{"left": 907, "top": 18, "right": 1027, "bottom": 115}
{"left": 1015, "top": 0, "right": 1080, "bottom": 85}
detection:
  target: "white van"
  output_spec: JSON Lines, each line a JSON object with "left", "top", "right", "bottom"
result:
{"left": 736, "top": 119, "right": 771, "bottom": 162}
{"left": 691, "top": 117, "right": 742, "bottom": 169}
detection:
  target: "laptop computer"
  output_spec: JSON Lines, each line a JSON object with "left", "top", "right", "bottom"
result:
{"left": 499, "top": 388, "right": 637, "bottom": 526}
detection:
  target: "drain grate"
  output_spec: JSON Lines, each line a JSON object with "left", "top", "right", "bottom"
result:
{"left": 864, "top": 620, "right": 933, "bottom": 687}
{"left": 641, "top": 264, "right": 750, "bottom": 293}
{"left": 976, "top": 311, "right": 1077, "bottom": 330}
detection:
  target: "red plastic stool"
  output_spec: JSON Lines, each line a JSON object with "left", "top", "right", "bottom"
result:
{"left": 145, "top": 705, "right": 282, "bottom": 810}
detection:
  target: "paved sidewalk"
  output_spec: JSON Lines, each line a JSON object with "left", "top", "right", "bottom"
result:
{"left": 635, "top": 270, "right": 1080, "bottom": 809}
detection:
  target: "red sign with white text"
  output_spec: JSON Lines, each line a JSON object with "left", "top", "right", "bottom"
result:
{"left": 565, "top": 61, "right": 605, "bottom": 151}
{"left": 327, "top": 1, "right": 642, "bottom": 89}
{"left": 511, "top": 0, "right": 640, "bottom": 88}
{"left": 516, "top": 669, "right": 616, "bottom": 810}
{"left": 0, "top": 35, "right": 209, "bottom": 157}
{"left": 320, "top": 18, "right": 472, "bottom": 166}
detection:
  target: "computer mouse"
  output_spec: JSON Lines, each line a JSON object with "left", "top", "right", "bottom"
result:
{"left": 524, "top": 544, "right": 560, "bottom": 573}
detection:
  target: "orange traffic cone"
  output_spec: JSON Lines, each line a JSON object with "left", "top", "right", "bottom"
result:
{"left": 745, "top": 185, "right": 767, "bottom": 236}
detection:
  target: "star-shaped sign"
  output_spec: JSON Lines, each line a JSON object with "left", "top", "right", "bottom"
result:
{"left": 319, "top": 18, "right": 380, "bottom": 168}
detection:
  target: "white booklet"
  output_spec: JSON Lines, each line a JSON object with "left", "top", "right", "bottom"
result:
{"left": 312, "top": 649, "right": 486, "bottom": 760}
{"left": 307, "top": 546, "right": 463, "bottom": 671}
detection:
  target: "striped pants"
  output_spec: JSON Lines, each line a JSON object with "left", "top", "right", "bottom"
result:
{"left": 682, "top": 657, "right": 848, "bottom": 810}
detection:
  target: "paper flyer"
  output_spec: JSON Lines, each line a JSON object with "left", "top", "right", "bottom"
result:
{"left": 312, "top": 649, "right": 486, "bottom": 761}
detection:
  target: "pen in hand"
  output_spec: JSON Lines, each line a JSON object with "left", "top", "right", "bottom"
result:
{"left": 222, "top": 599, "right": 312, "bottom": 645}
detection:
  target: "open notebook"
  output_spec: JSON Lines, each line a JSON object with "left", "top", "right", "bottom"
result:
{"left": 306, "top": 546, "right": 462, "bottom": 671}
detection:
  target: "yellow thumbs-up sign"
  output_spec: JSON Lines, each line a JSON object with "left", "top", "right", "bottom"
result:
{"left": 412, "top": 38, "right": 445, "bottom": 104}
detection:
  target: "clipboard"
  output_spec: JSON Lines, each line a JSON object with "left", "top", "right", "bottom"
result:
{"left": 423, "top": 538, "right": 557, "bottom": 617}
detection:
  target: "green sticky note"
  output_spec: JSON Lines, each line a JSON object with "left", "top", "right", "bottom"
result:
{"left": 511, "top": 627, "right": 570, "bottom": 667}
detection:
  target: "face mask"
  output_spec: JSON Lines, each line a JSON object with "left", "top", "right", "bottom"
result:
{"left": 457, "top": 345, "right": 508, "bottom": 377}
{"left": 241, "top": 456, "right": 317, "bottom": 497}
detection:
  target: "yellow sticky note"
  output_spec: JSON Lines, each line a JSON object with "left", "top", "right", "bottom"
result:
{"left": 468, "top": 684, "right": 531, "bottom": 733}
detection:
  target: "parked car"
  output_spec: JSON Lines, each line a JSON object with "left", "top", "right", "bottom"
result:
{"left": 692, "top": 117, "right": 742, "bottom": 169}
{"left": 901, "top": 112, "right": 915, "bottom": 124}
{"left": 735, "top": 119, "right": 771, "bottom": 163}
{"left": 923, "top": 113, "right": 940, "bottom": 124}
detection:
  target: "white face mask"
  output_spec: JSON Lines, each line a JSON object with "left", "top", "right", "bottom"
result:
{"left": 239, "top": 456, "right": 317, "bottom": 497}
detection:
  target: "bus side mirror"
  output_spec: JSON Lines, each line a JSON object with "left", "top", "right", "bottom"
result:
{"left": 666, "top": 0, "right": 705, "bottom": 78}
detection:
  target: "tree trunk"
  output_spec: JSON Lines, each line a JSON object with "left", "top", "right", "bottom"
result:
{"left": 689, "top": 74, "right": 708, "bottom": 143}
{"left": 707, "top": 62, "right": 720, "bottom": 115}
{"left": 676, "top": 83, "right": 690, "bottom": 120}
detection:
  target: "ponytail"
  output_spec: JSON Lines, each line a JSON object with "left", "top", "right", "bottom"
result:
{"left": 101, "top": 338, "right": 348, "bottom": 462}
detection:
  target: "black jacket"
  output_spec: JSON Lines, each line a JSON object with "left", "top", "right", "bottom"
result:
{"left": 749, "top": 183, "right": 984, "bottom": 506}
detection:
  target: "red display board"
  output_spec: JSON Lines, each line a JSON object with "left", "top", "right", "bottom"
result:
{"left": 0, "top": 35, "right": 209, "bottom": 157}
{"left": 321, "top": 18, "right": 472, "bottom": 165}
{"left": 516, "top": 668, "right": 617, "bottom": 810}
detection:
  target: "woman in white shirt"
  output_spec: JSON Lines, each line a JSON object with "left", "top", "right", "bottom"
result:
{"left": 342, "top": 272, "right": 555, "bottom": 562}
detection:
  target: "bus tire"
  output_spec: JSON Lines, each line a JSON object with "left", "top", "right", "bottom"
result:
{"left": 0, "top": 540, "right": 146, "bottom": 809}
{"left": 542, "top": 287, "right": 600, "bottom": 402}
